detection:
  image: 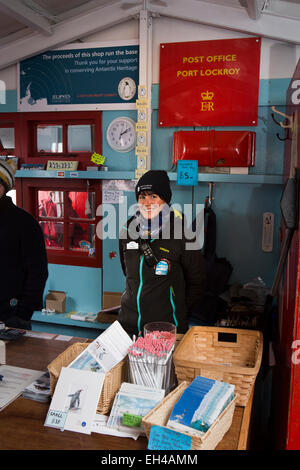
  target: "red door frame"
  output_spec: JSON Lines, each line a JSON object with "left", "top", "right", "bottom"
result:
{"left": 21, "top": 178, "right": 102, "bottom": 268}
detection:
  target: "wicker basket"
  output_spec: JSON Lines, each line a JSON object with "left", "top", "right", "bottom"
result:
{"left": 173, "top": 326, "right": 263, "bottom": 406}
{"left": 47, "top": 342, "right": 127, "bottom": 414}
{"left": 142, "top": 381, "right": 237, "bottom": 450}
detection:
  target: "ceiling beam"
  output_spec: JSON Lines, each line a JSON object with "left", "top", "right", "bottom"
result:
{"left": 0, "top": 0, "right": 53, "bottom": 35}
{"left": 151, "top": 0, "right": 300, "bottom": 45}
{"left": 0, "top": 2, "right": 141, "bottom": 70}
{"left": 244, "top": 0, "right": 262, "bottom": 20}
{"left": 1, "top": 0, "right": 300, "bottom": 71}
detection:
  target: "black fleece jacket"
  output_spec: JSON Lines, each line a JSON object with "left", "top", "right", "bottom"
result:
{"left": 118, "top": 210, "right": 206, "bottom": 337}
{"left": 0, "top": 195, "right": 48, "bottom": 322}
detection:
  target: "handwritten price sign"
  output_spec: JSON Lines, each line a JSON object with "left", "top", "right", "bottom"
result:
{"left": 177, "top": 160, "right": 198, "bottom": 186}
{"left": 148, "top": 425, "right": 192, "bottom": 450}
{"left": 91, "top": 152, "right": 105, "bottom": 165}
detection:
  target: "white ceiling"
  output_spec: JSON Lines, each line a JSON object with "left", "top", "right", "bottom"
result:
{"left": 0, "top": 0, "right": 299, "bottom": 69}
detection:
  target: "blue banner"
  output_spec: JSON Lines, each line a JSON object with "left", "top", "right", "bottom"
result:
{"left": 19, "top": 43, "right": 139, "bottom": 110}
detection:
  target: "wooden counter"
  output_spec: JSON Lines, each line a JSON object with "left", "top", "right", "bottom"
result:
{"left": 0, "top": 331, "right": 253, "bottom": 451}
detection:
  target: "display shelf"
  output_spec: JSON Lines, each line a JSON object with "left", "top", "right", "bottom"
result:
{"left": 168, "top": 172, "right": 282, "bottom": 184}
{"left": 32, "top": 311, "right": 110, "bottom": 339}
{"left": 16, "top": 169, "right": 136, "bottom": 180}
{"left": 16, "top": 169, "right": 282, "bottom": 184}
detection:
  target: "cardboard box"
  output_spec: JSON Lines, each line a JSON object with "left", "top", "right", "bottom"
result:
{"left": 45, "top": 290, "right": 66, "bottom": 313}
{"left": 102, "top": 292, "right": 122, "bottom": 309}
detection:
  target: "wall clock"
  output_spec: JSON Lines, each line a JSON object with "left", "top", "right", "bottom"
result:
{"left": 118, "top": 77, "right": 136, "bottom": 101}
{"left": 106, "top": 117, "right": 136, "bottom": 152}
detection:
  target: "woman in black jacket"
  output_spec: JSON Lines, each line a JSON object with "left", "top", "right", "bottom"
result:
{"left": 118, "top": 170, "right": 205, "bottom": 338}
{"left": 0, "top": 159, "right": 48, "bottom": 329}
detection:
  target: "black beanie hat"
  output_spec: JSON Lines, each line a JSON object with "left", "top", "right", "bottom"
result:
{"left": 135, "top": 170, "right": 172, "bottom": 204}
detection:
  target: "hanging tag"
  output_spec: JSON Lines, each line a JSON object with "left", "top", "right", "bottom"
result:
{"left": 155, "top": 259, "right": 169, "bottom": 276}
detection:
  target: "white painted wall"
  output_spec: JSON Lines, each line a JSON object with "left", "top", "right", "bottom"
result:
{"left": 1, "top": 15, "right": 300, "bottom": 89}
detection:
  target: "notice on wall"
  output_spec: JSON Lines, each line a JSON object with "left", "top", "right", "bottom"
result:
{"left": 18, "top": 41, "right": 139, "bottom": 111}
{"left": 159, "top": 37, "right": 261, "bottom": 127}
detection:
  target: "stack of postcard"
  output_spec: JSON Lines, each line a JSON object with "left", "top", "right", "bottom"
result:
{"left": 45, "top": 367, "right": 105, "bottom": 434}
{"left": 22, "top": 371, "right": 51, "bottom": 403}
{"left": 68, "top": 320, "right": 133, "bottom": 373}
{"left": 0, "top": 365, "right": 44, "bottom": 411}
{"left": 91, "top": 413, "right": 140, "bottom": 440}
{"left": 107, "top": 383, "right": 165, "bottom": 437}
{"left": 167, "top": 376, "right": 235, "bottom": 437}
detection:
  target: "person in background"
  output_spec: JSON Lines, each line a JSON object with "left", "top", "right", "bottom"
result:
{"left": 118, "top": 169, "right": 206, "bottom": 338}
{"left": 0, "top": 159, "right": 48, "bottom": 329}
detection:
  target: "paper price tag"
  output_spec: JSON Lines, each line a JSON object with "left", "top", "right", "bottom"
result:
{"left": 136, "top": 98, "right": 148, "bottom": 108}
{"left": 122, "top": 413, "right": 142, "bottom": 427}
{"left": 45, "top": 409, "right": 68, "bottom": 430}
{"left": 136, "top": 122, "right": 148, "bottom": 132}
{"left": 47, "top": 160, "right": 78, "bottom": 171}
{"left": 91, "top": 152, "right": 105, "bottom": 165}
{"left": 148, "top": 425, "right": 192, "bottom": 450}
{"left": 135, "top": 145, "right": 148, "bottom": 156}
{"left": 177, "top": 160, "right": 198, "bottom": 186}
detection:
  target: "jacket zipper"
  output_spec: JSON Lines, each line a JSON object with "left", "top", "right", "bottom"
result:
{"left": 136, "top": 254, "right": 144, "bottom": 335}
{"left": 136, "top": 239, "right": 155, "bottom": 335}
{"left": 136, "top": 241, "right": 178, "bottom": 334}
{"left": 170, "top": 286, "right": 178, "bottom": 327}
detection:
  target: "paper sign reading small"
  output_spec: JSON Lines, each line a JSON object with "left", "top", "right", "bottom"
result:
{"left": 45, "top": 409, "right": 68, "bottom": 430}
{"left": 177, "top": 160, "right": 198, "bottom": 186}
{"left": 91, "top": 152, "right": 105, "bottom": 165}
{"left": 148, "top": 425, "right": 192, "bottom": 450}
{"left": 122, "top": 413, "right": 142, "bottom": 427}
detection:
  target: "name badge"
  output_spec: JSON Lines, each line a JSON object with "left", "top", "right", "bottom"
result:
{"left": 155, "top": 260, "right": 169, "bottom": 276}
{"left": 127, "top": 241, "right": 139, "bottom": 250}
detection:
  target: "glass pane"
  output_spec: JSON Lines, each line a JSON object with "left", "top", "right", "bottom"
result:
{"left": 69, "top": 223, "right": 95, "bottom": 255}
{"left": 40, "top": 221, "right": 64, "bottom": 249}
{"left": 0, "top": 127, "right": 14, "bottom": 149}
{"left": 37, "top": 125, "right": 63, "bottom": 153}
{"left": 68, "top": 125, "right": 94, "bottom": 152}
{"left": 38, "top": 191, "right": 64, "bottom": 218}
{"left": 68, "top": 191, "right": 95, "bottom": 219}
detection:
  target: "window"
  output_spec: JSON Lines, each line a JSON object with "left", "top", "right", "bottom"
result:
{"left": 0, "top": 113, "right": 21, "bottom": 157}
{"left": 21, "top": 179, "right": 102, "bottom": 267}
{"left": 20, "top": 111, "right": 101, "bottom": 169}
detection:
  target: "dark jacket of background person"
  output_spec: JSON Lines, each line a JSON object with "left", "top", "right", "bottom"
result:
{"left": 0, "top": 194, "right": 48, "bottom": 328}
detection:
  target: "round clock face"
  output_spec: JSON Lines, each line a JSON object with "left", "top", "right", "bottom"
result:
{"left": 118, "top": 77, "right": 136, "bottom": 101}
{"left": 106, "top": 117, "right": 136, "bottom": 152}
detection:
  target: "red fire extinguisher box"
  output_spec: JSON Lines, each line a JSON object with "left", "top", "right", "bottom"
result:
{"left": 173, "top": 130, "right": 256, "bottom": 167}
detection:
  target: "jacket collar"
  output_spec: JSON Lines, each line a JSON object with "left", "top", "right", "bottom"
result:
{"left": 0, "top": 195, "right": 14, "bottom": 212}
